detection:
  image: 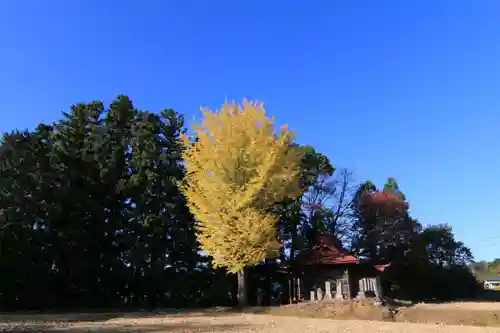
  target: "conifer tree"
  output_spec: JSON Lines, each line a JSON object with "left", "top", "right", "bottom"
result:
{"left": 180, "top": 99, "right": 302, "bottom": 304}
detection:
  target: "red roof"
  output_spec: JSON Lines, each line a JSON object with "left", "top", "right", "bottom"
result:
{"left": 296, "top": 231, "right": 360, "bottom": 265}
{"left": 374, "top": 263, "right": 391, "bottom": 272}
{"left": 293, "top": 232, "right": 392, "bottom": 274}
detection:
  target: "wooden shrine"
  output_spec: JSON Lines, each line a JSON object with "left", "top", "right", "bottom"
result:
{"left": 282, "top": 231, "right": 389, "bottom": 303}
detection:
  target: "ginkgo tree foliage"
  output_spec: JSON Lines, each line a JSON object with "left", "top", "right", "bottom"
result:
{"left": 180, "top": 100, "right": 303, "bottom": 276}
{"left": 0, "top": 94, "right": 480, "bottom": 309}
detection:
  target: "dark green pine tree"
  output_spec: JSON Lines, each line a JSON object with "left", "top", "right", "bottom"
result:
{"left": 127, "top": 106, "right": 200, "bottom": 307}
{"left": 0, "top": 129, "right": 55, "bottom": 308}
{"left": 349, "top": 180, "right": 378, "bottom": 259}
{"left": 0, "top": 95, "right": 204, "bottom": 310}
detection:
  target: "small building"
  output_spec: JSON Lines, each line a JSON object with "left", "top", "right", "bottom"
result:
{"left": 484, "top": 277, "right": 500, "bottom": 290}
{"left": 280, "top": 231, "right": 389, "bottom": 303}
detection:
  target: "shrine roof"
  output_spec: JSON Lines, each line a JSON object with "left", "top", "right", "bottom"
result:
{"left": 295, "top": 231, "right": 360, "bottom": 265}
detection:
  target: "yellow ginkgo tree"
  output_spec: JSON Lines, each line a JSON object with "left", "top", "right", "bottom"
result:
{"left": 180, "top": 99, "right": 303, "bottom": 305}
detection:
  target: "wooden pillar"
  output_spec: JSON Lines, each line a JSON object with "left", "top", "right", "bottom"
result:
{"left": 297, "top": 275, "right": 301, "bottom": 302}
{"left": 288, "top": 275, "right": 292, "bottom": 304}
{"left": 374, "top": 276, "right": 383, "bottom": 299}
{"left": 292, "top": 276, "right": 297, "bottom": 303}
{"left": 256, "top": 288, "right": 263, "bottom": 306}
{"left": 345, "top": 269, "right": 351, "bottom": 300}
{"left": 264, "top": 270, "right": 271, "bottom": 305}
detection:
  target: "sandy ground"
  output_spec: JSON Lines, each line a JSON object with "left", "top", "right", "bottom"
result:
{"left": 3, "top": 313, "right": 500, "bottom": 333}
{"left": 412, "top": 301, "right": 500, "bottom": 311}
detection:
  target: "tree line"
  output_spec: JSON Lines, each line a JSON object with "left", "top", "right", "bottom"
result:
{"left": 0, "top": 95, "right": 479, "bottom": 310}
{"left": 472, "top": 259, "right": 500, "bottom": 281}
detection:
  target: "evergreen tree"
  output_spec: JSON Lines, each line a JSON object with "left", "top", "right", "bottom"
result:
{"left": 0, "top": 95, "right": 203, "bottom": 309}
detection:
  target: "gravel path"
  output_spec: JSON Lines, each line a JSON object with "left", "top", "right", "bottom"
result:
{"left": 6, "top": 313, "right": 499, "bottom": 333}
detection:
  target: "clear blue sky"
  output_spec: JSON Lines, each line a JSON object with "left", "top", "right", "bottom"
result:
{"left": 1, "top": 1, "right": 499, "bottom": 261}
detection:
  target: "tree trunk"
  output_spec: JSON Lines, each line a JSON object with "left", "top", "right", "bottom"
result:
{"left": 237, "top": 268, "right": 247, "bottom": 306}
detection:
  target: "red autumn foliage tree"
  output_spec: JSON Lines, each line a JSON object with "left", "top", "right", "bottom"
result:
{"left": 360, "top": 189, "right": 409, "bottom": 215}
{"left": 351, "top": 179, "right": 418, "bottom": 263}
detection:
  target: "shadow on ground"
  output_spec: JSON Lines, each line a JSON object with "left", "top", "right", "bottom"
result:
{"left": 3, "top": 321, "right": 253, "bottom": 333}
{"left": 0, "top": 307, "right": 237, "bottom": 324}
{"left": 0, "top": 312, "right": 120, "bottom": 323}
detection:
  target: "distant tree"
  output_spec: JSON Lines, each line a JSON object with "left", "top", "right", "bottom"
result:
{"left": 390, "top": 227, "right": 477, "bottom": 302}
{"left": 415, "top": 224, "right": 473, "bottom": 267}
{"left": 472, "top": 258, "right": 500, "bottom": 281}
{"left": 180, "top": 99, "right": 302, "bottom": 305}
{"left": 348, "top": 178, "right": 477, "bottom": 301}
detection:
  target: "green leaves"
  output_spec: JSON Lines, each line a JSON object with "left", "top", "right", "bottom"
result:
{"left": 0, "top": 95, "right": 203, "bottom": 309}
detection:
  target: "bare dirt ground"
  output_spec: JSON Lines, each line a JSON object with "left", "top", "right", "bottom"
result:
{"left": 412, "top": 301, "right": 500, "bottom": 311}
{"left": 394, "top": 301, "right": 500, "bottom": 327}
{"left": 3, "top": 313, "right": 500, "bottom": 333}
{"left": 1, "top": 302, "right": 500, "bottom": 332}
{"left": 257, "top": 299, "right": 500, "bottom": 327}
